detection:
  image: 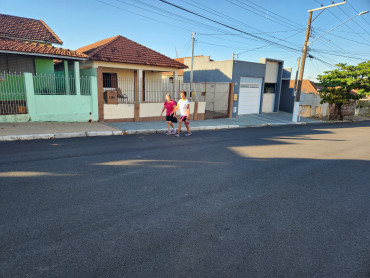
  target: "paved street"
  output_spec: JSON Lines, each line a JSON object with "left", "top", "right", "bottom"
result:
{"left": 1, "top": 122, "right": 370, "bottom": 277}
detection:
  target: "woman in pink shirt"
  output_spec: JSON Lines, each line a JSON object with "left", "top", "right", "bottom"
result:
{"left": 161, "top": 94, "right": 177, "bottom": 135}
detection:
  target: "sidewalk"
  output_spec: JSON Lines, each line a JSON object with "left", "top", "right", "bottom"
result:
{"left": 107, "top": 112, "right": 319, "bottom": 134}
{"left": 0, "top": 122, "right": 122, "bottom": 141}
{"left": 3, "top": 112, "right": 368, "bottom": 142}
{"left": 0, "top": 112, "right": 320, "bottom": 141}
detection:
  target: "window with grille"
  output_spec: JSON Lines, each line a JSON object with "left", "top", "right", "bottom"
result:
{"left": 103, "top": 72, "right": 118, "bottom": 88}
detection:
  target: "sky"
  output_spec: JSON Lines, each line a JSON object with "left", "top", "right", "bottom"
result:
{"left": 1, "top": 0, "right": 370, "bottom": 81}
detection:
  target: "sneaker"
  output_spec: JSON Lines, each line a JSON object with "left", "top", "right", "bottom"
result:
{"left": 174, "top": 133, "right": 180, "bottom": 137}
{"left": 171, "top": 130, "right": 177, "bottom": 134}
{"left": 166, "top": 131, "right": 172, "bottom": 135}
{"left": 185, "top": 132, "right": 192, "bottom": 136}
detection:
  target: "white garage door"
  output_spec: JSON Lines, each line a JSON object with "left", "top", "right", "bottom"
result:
{"left": 238, "top": 77, "right": 263, "bottom": 115}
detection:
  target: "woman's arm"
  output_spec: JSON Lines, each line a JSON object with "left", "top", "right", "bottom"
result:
{"left": 171, "top": 103, "right": 179, "bottom": 115}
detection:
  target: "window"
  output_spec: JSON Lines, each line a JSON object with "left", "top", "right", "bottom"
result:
{"left": 0, "top": 54, "right": 35, "bottom": 74}
{"left": 103, "top": 72, "right": 118, "bottom": 88}
{"left": 264, "top": 83, "right": 276, "bottom": 94}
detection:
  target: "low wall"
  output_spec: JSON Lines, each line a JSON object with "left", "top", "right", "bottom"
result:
{"left": 357, "top": 99, "right": 370, "bottom": 116}
{"left": 24, "top": 72, "right": 99, "bottom": 122}
{"left": 0, "top": 114, "right": 30, "bottom": 123}
{"left": 104, "top": 104, "right": 135, "bottom": 120}
{"left": 31, "top": 95, "right": 97, "bottom": 122}
{"left": 299, "top": 93, "right": 329, "bottom": 117}
{"left": 103, "top": 101, "right": 206, "bottom": 122}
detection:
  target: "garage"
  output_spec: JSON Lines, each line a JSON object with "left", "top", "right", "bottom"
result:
{"left": 238, "top": 77, "right": 263, "bottom": 115}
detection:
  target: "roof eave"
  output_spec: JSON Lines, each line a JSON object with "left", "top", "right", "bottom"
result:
{"left": 89, "top": 57, "right": 188, "bottom": 69}
{"left": 0, "top": 50, "right": 87, "bottom": 60}
{"left": 0, "top": 35, "right": 63, "bottom": 45}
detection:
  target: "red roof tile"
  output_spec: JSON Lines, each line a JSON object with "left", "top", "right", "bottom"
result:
{"left": 290, "top": 79, "right": 320, "bottom": 94}
{"left": 0, "top": 37, "right": 87, "bottom": 59}
{"left": 0, "top": 14, "right": 62, "bottom": 44}
{"left": 77, "top": 35, "right": 187, "bottom": 69}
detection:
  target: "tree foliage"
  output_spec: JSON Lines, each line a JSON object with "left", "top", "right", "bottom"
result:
{"left": 317, "top": 61, "right": 370, "bottom": 119}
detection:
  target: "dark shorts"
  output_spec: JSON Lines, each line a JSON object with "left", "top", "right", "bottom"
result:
{"left": 166, "top": 115, "right": 177, "bottom": 123}
{"left": 180, "top": 116, "right": 187, "bottom": 121}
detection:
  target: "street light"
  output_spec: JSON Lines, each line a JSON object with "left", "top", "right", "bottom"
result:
{"left": 308, "top": 10, "right": 369, "bottom": 45}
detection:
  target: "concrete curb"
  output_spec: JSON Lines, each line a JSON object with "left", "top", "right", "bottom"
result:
{"left": 55, "top": 132, "right": 86, "bottom": 139}
{"left": 112, "top": 130, "right": 124, "bottom": 136}
{"left": 0, "top": 130, "right": 122, "bottom": 142}
{"left": 86, "top": 131, "right": 114, "bottom": 137}
{"left": 2, "top": 119, "right": 367, "bottom": 142}
{"left": 0, "top": 135, "right": 19, "bottom": 142}
{"left": 17, "top": 133, "right": 54, "bottom": 140}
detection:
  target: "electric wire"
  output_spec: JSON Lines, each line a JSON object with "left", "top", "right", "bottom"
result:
{"left": 347, "top": 0, "right": 370, "bottom": 28}
{"left": 158, "top": 0, "right": 303, "bottom": 54}
{"left": 338, "top": 5, "right": 370, "bottom": 37}
{"left": 226, "top": 0, "right": 300, "bottom": 30}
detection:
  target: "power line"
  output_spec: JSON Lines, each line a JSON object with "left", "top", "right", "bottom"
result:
{"left": 180, "top": 0, "right": 304, "bottom": 47}
{"left": 323, "top": 31, "right": 370, "bottom": 47}
{"left": 198, "top": 29, "right": 304, "bottom": 35}
{"left": 244, "top": 0, "right": 306, "bottom": 29}
{"left": 310, "top": 49, "right": 369, "bottom": 60}
{"left": 310, "top": 54, "right": 337, "bottom": 69}
{"left": 347, "top": 0, "right": 370, "bottom": 29}
{"left": 118, "top": 0, "right": 233, "bottom": 34}
{"left": 226, "top": 0, "right": 299, "bottom": 30}
{"left": 158, "top": 0, "right": 303, "bottom": 53}
{"left": 236, "top": 30, "right": 303, "bottom": 56}
{"left": 338, "top": 6, "right": 370, "bottom": 37}
{"left": 310, "top": 27, "right": 363, "bottom": 63}
{"left": 313, "top": 0, "right": 370, "bottom": 44}
{"left": 95, "top": 0, "right": 192, "bottom": 32}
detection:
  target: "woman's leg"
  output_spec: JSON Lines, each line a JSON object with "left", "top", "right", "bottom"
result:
{"left": 185, "top": 123, "right": 190, "bottom": 133}
{"left": 166, "top": 121, "right": 171, "bottom": 131}
{"left": 177, "top": 120, "right": 182, "bottom": 134}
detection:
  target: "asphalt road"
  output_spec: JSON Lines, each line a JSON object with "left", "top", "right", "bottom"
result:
{"left": 1, "top": 122, "right": 370, "bottom": 277}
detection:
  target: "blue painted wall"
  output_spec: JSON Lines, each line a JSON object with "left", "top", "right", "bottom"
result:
{"left": 232, "top": 60, "right": 266, "bottom": 117}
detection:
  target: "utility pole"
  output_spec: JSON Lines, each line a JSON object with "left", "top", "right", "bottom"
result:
{"left": 292, "top": 57, "right": 301, "bottom": 123}
{"left": 293, "top": 1, "right": 346, "bottom": 122}
{"left": 190, "top": 32, "right": 196, "bottom": 93}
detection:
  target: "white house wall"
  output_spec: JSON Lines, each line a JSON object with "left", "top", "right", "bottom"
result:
{"left": 183, "top": 56, "right": 233, "bottom": 82}
{"left": 104, "top": 104, "right": 135, "bottom": 119}
{"left": 264, "top": 61, "right": 279, "bottom": 83}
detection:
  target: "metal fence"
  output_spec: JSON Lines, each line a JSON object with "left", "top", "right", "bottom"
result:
{"left": 103, "top": 77, "right": 184, "bottom": 104}
{"left": 33, "top": 74, "right": 91, "bottom": 95}
{"left": 0, "top": 72, "right": 27, "bottom": 115}
{"left": 145, "top": 78, "right": 175, "bottom": 103}
{"left": 80, "top": 76, "right": 91, "bottom": 95}
{"left": 116, "top": 76, "right": 134, "bottom": 103}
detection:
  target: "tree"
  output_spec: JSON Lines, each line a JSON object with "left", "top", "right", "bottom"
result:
{"left": 317, "top": 61, "right": 370, "bottom": 120}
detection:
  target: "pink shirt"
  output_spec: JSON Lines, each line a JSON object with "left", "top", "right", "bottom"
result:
{"left": 164, "top": 100, "right": 176, "bottom": 116}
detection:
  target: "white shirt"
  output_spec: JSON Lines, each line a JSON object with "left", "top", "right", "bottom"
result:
{"left": 178, "top": 99, "right": 190, "bottom": 116}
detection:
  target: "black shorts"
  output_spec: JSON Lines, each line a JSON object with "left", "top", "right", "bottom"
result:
{"left": 166, "top": 115, "right": 177, "bottom": 123}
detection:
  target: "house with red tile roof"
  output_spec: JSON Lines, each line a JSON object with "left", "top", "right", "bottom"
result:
{"left": 0, "top": 14, "right": 98, "bottom": 123}
{"left": 0, "top": 14, "right": 87, "bottom": 75}
{"left": 75, "top": 35, "right": 188, "bottom": 121}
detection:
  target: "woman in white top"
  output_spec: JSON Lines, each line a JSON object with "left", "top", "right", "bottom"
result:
{"left": 171, "top": 91, "right": 192, "bottom": 137}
